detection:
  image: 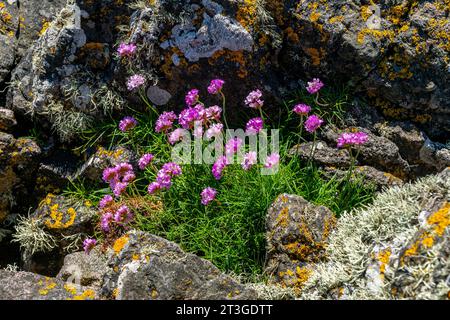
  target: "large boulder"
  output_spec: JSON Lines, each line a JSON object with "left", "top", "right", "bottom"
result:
{"left": 265, "top": 194, "right": 336, "bottom": 293}
{"left": 13, "top": 194, "right": 96, "bottom": 276}
{"left": 101, "top": 230, "right": 257, "bottom": 300}
{"left": 301, "top": 168, "right": 450, "bottom": 300}
{"left": 0, "top": 269, "right": 97, "bottom": 300}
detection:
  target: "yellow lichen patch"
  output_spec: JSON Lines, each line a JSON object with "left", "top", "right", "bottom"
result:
{"left": 377, "top": 248, "right": 391, "bottom": 275}
{"left": 151, "top": 289, "right": 158, "bottom": 299}
{"left": 357, "top": 29, "right": 396, "bottom": 45}
{"left": 279, "top": 266, "right": 312, "bottom": 293}
{"left": 64, "top": 283, "right": 77, "bottom": 295}
{"left": 208, "top": 49, "right": 249, "bottom": 78}
{"left": 45, "top": 205, "right": 77, "bottom": 230}
{"left": 38, "top": 279, "right": 57, "bottom": 296}
{"left": 276, "top": 207, "right": 289, "bottom": 228}
{"left": 113, "top": 235, "right": 129, "bottom": 254}
{"left": 39, "top": 20, "right": 50, "bottom": 37}
{"left": 360, "top": 5, "right": 372, "bottom": 22}
{"left": 71, "top": 289, "right": 96, "bottom": 300}
{"left": 427, "top": 202, "right": 450, "bottom": 236}
{"left": 236, "top": 0, "right": 258, "bottom": 32}
{"left": 112, "top": 288, "right": 119, "bottom": 299}
{"left": 329, "top": 15, "right": 344, "bottom": 24}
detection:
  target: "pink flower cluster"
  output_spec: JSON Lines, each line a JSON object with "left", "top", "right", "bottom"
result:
{"left": 155, "top": 111, "right": 177, "bottom": 133}
{"left": 245, "top": 117, "right": 263, "bottom": 135}
{"left": 147, "top": 162, "right": 182, "bottom": 194}
{"left": 337, "top": 132, "right": 369, "bottom": 148}
{"left": 201, "top": 187, "right": 217, "bottom": 205}
{"left": 306, "top": 78, "right": 324, "bottom": 94}
{"left": 117, "top": 43, "right": 137, "bottom": 57}
{"left": 242, "top": 151, "right": 257, "bottom": 170}
{"left": 185, "top": 89, "right": 199, "bottom": 106}
{"left": 99, "top": 201, "right": 134, "bottom": 232}
{"left": 119, "top": 116, "right": 138, "bottom": 132}
{"left": 264, "top": 153, "right": 280, "bottom": 168}
{"left": 83, "top": 238, "right": 97, "bottom": 254}
{"left": 245, "top": 89, "right": 264, "bottom": 109}
{"left": 127, "top": 74, "right": 145, "bottom": 91}
{"left": 138, "top": 153, "right": 154, "bottom": 170}
{"left": 304, "top": 115, "right": 324, "bottom": 133}
{"left": 102, "top": 163, "right": 135, "bottom": 197}
{"left": 212, "top": 156, "right": 229, "bottom": 180}
{"left": 207, "top": 79, "right": 225, "bottom": 95}
{"left": 293, "top": 104, "right": 311, "bottom": 116}
{"left": 225, "top": 137, "right": 243, "bottom": 156}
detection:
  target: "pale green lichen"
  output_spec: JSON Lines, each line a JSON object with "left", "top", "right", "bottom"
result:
{"left": 12, "top": 215, "right": 57, "bottom": 255}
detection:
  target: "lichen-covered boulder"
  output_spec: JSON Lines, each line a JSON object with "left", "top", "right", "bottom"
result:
{"left": 301, "top": 169, "right": 450, "bottom": 300}
{"left": 287, "top": 0, "right": 450, "bottom": 139}
{"left": 289, "top": 140, "right": 353, "bottom": 168}
{"left": 101, "top": 230, "right": 257, "bottom": 300}
{"left": 74, "top": 145, "right": 136, "bottom": 182}
{"left": 265, "top": 194, "right": 336, "bottom": 293}
{"left": 57, "top": 247, "right": 109, "bottom": 288}
{"left": 0, "top": 269, "right": 97, "bottom": 300}
{"left": 13, "top": 194, "right": 96, "bottom": 275}
{"left": 0, "top": 108, "right": 17, "bottom": 131}
{"left": 0, "top": 132, "right": 41, "bottom": 224}
{"left": 0, "top": 0, "right": 19, "bottom": 83}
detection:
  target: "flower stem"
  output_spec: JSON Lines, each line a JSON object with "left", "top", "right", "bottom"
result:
{"left": 220, "top": 90, "right": 230, "bottom": 135}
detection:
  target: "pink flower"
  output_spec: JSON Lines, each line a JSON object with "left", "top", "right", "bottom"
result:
{"left": 119, "top": 116, "right": 138, "bottom": 132}
{"left": 126, "top": 74, "right": 145, "bottom": 91}
{"left": 117, "top": 43, "right": 137, "bottom": 57}
{"left": 205, "top": 123, "right": 223, "bottom": 140}
{"left": 148, "top": 182, "right": 162, "bottom": 194}
{"left": 245, "top": 89, "right": 264, "bottom": 109}
{"left": 304, "top": 115, "right": 323, "bottom": 133}
{"left": 83, "top": 238, "right": 97, "bottom": 254}
{"left": 245, "top": 117, "right": 263, "bottom": 135}
{"left": 242, "top": 151, "right": 257, "bottom": 170}
{"left": 225, "top": 137, "right": 243, "bottom": 155}
{"left": 102, "top": 167, "right": 117, "bottom": 184}
{"left": 156, "top": 171, "right": 172, "bottom": 189}
{"left": 207, "top": 79, "right": 224, "bottom": 95}
{"left": 212, "top": 156, "right": 229, "bottom": 180}
{"left": 168, "top": 128, "right": 186, "bottom": 145}
{"left": 293, "top": 104, "right": 311, "bottom": 115}
{"left": 185, "top": 89, "right": 199, "bottom": 106}
{"left": 103, "top": 162, "right": 135, "bottom": 197}
{"left": 337, "top": 132, "right": 369, "bottom": 148}
{"left": 205, "top": 105, "right": 222, "bottom": 121}
{"left": 193, "top": 121, "right": 204, "bottom": 138}
{"left": 155, "top": 111, "right": 177, "bottom": 133}
{"left": 161, "top": 162, "right": 182, "bottom": 176}
{"left": 113, "top": 182, "right": 128, "bottom": 197}
{"left": 101, "top": 212, "right": 114, "bottom": 232}
{"left": 99, "top": 195, "right": 114, "bottom": 209}
{"left": 114, "top": 205, "right": 133, "bottom": 224}
{"left": 138, "top": 154, "right": 154, "bottom": 170}
{"left": 306, "top": 78, "right": 324, "bottom": 94}
{"left": 264, "top": 153, "right": 280, "bottom": 168}
{"left": 179, "top": 107, "right": 200, "bottom": 129}
{"left": 201, "top": 187, "right": 217, "bottom": 205}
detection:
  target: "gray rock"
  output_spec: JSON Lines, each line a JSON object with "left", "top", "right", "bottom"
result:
{"left": 57, "top": 248, "right": 109, "bottom": 288}
{"left": 289, "top": 140, "right": 353, "bottom": 168}
{"left": 420, "top": 138, "right": 450, "bottom": 172}
{"left": 0, "top": 108, "right": 17, "bottom": 131}
{"left": 265, "top": 194, "right": 336, "bottom": 292}
{"left": 101, "top": 230, "right": 257, "bottom": 300}
{"left": 0, "top": 270, "right": 97, "bottom": 300}
{"left": 0, "top": 1, "right": 19, "bottom": 83}
{"left": 146, "top": 86, "right": 172, "bottom": 106}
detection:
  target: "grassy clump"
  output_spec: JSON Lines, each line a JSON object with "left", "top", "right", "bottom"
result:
{"left": 66, "top": 85, "right": 375, "bottom": 277}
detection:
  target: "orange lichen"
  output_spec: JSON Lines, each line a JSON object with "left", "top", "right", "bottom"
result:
{"left": 236, "top": 0, "right": 258, "bottom": 32}
{"left": 113, "top": 235, "right": 129, "bottom": 254}
{"left": 377, "top": 248, "right": 391, "bottom": 275}
{"left": 305, "top": 47, "right": 325, "bottom": 66}
{"left": 276, "top": 207, "right": 289, "bottom": 228}
{"left": 45, "top": 204, "right": 77, "bottom": 230}
{"left": 71, "top": 289, "right": 96, "bottom": 300}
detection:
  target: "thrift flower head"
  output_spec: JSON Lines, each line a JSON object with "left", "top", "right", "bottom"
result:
{"left": 245, "top": 89, "right": 264, "bottom": 109}
{"left": 155, "top": 111, "right": 177, "bottom": 133}
{"left": 138, "top": 153, "right": 154, "bottom": 170}
{"left": 193, "top": 121, "right": 204, "bottom": 138}
{"left": 119, "top": 116, "right": 138, "bottom": 132}
{"left": 245, "top": 117, "right": 263, "bottom": 135}
{"left": 101, "top": 212, "right": 114, "bottom": 232}
{"left": 207, "top": 79, "right": 224, "bottom": 95}
{"left": 161, "top": 162, "right": 182, "bottom": 176}
{"left": 201, "top": 187, "right": 217, "bottom": 205}
{"left": 225, "top": 137, "right": 243, "bottom": 155}
{"left": 117, "top": 43, "right": 137, "bottom": 57}
{"left": 179, "top": 107, "right": 200, "bottom": 129}
{"left": 83, "top": 238, "right": 97, "bottom": 254}
{"left": 264, "top": 153, "right": 280, "bottom": 168}
{"left": 185, "top": 89, "right": 199, "bottom": 106}
{"left": 306, "top": 78, "right": 324, "bottom": 94}
{"left": 114, "top": 205, "right": 133, "bottom": 224}
{"left": 304, "top": 114, "right": 323, "bottom": 133}
{"left": 337, "top": 132, "right": 369, "bottom": 148}
{"left": 102, "top": 162, "right": 135, "bottom": 197}
{"left": 127, "top": 74, "right": 145, "bottom": 91}
{"left": 99, "top": 195, "right": 114, "bottom": 209}
{"left": 148, "top": 182, "right": 162, "bottom": 194}
{"left": 212, "top": 156, "right": 229, "bottom": 180}
{"left": 205, "top": 105, "right": 222, "bottom": 121}
{"left": 293, "top": 104, "right": 311, "bottom": 115}
{"left": 156, "top": 171, "right": 172, "bottom": 189}
{"left": 205, "top": 123, "right": 223, "bottom": 140}
{"left": 168, "top": 128, "right": 186, "bottom": 145}
{"left": 113, "top": 182, "right": 128, "bottom": 197}
{"left": 242, "top": 151, "right": 257, "bottom": 170}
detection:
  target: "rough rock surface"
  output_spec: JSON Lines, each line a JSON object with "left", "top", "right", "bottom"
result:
{"left": 0, "top": 269, "right": 97, "bottom": 300}
{"left": 0, "top": 108, "right": 17, "bottom": 131}
{"left": 289, "top": 140, "right": 353, "bottom": 168}
{"left": 101, "top": 230, "right": 257, "bottom": 300}
{"left": 57, "top": 247, "right": 109, "bottom": 288}
{"left": 301, "top": 169, "right": 450, "bottom": 300}
{"left": 265, "top": 194, "right": 336, "bottom": 292}
{"left": 0, "top": 132, "right": 41, "bottom": 224}
{"left": 13, "top": 194, "right": 96, "bottom": 275}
